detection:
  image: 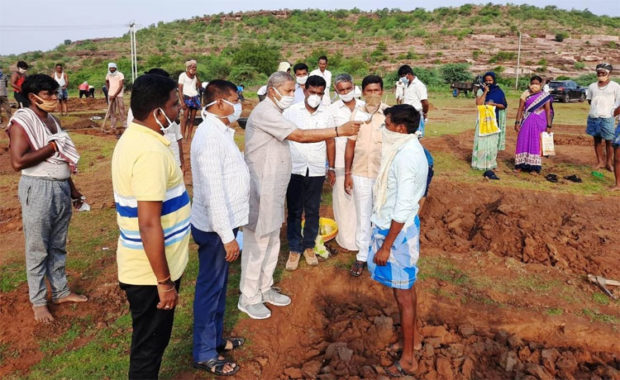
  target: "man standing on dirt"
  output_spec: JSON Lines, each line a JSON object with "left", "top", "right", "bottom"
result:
{"left": 105, "top": 62, "right": 126, "bottom": 132}
{"left": 283, "top": 75, "right": 331, "bottom": 271}
{"left": 190, "top": 80, "right": 247, "bottom": 376}
{"left": 53, "top": 63, "right": 69, "bottom": 116}
{"left": 239, "top": 71, "right": 359, "bottom": 320}
{"left": 111, "top": 73, "right": 190, "bottom": 379}
{"left": 310, "top": 56, "right": 332, "bottom": 106}
{"left": 586, "top": 63, "right": 620, "bottom": 172}
{"left": 327, "top": 73, "right": 361, "bottom": 258}
{"left": 10, "top": 61, "right": 28, "bottom": 108}
{"left": 396, "top": 65, "right": 429, "bottom": 137}
{"left": 344, "top": 75, "right": 388, "bottom": 277}
{"left": 7, "top": 74, "right": 88, "bottom": 323}
{"left": 367, "top": 104, "right": 428, "bottom": 377}
{"left": 0, "top": 69, "right": 12, "bottom": 127}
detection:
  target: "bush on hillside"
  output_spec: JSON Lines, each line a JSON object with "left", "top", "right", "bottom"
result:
{"left": 232, "top": 42, "right": 280, "bottom": 76}
{"left": 440, "top": 63, "right": 472, "bottom": 83}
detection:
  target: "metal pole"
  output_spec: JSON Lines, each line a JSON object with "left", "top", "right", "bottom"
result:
{"left": 515, "top": 30, "right": 521, "bottom": 90}
{"left": 129, "top": 22, "right": 137, "bottom": 84}
{"left": 132, "top": 24, "right": 138, "bottom": 80}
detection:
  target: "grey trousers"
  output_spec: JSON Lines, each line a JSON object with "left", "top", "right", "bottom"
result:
{"left": 18, "top": 175, "right": 72, "bottom": 306}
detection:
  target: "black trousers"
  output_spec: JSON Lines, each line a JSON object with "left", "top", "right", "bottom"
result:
{"left": 286, "top": 173, "right": 325, "bottom": 252}
{"left": 120, "top": 279, "right": 181, "bottom": 380}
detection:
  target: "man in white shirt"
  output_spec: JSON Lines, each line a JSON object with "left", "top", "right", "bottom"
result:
{"left": 586, "top": 63, "right": 620, "bottom": 172}
{"left": 327, "top": 73, "right": 362, "bottom": 254}
{"left": 310, "top": 56, "right": 332, "bottom": 106}
{"left": 190, "top": 80, "right": 248, "bottom": 375}
{"left": 396, "top": 65, "right": 429, "bottom": 137}
{"left": 367, "top": 104, "right": 428, "bottom": 377}
{"left": 292, "top": 63, "right": 309, "bottom": 104}
{"left": 283, "top": 75, "right": 331, "bottom": 271}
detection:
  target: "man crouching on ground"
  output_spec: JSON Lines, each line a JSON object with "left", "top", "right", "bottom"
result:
{"left": 7, "top": 74, "right": 87, "bottom": 323}
{"left": 111, "top": 73, "right": 190, "bottom": 379}
{"left": 367, "top": 104, "right": 428, "bottom": 377}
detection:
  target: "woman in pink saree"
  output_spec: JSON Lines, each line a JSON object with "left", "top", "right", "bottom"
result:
{"left": 514, "top": 76, "right": 553, "bottom": 173}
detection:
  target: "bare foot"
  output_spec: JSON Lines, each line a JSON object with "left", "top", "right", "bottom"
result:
{"left": 594, "top": 163, "right": 605, "bottom": 170}
{"left": 53, "top": 292, "right": 88, "bottom": 304}
{"left": 385, "top": 358, "right": 418, "bottom": 376}
{"left": 33, "top": 305, "right": 54, "bottom": 323}
{"left": 610, "top": 185, "right": 620, "bottom": 191}
{"left": 605, "top": 165, "right": 614, "bottom": 172}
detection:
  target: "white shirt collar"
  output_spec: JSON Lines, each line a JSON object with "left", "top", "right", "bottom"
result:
{"left": 205, "top": 112, "right": 235, "bottom": 136}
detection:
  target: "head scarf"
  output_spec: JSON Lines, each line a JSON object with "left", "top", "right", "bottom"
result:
{"left": 277, "top": 62, "right": 291, "bottom": 72}
{"left": 107, "top": 62, "right": 118, "bottom": 76}
{"left": 483, "top": 72, "right": 507, "bottom": 108}
{"left": 185, "top": 59, "right": 197, "bottom": 68}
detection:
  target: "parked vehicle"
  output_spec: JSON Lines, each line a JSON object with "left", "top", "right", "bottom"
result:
{"left": 451, "top": 76, "right": 483, "bottom": 97}
{"left": 548, "top": 80, "right": 586, "bottom": 103}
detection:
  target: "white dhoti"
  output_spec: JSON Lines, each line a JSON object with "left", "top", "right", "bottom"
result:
{"left": 333, "top": 168, "right": 357, "bottom": 251}
{"left": 352, "top": 175, "right": 375, "bottom": 261}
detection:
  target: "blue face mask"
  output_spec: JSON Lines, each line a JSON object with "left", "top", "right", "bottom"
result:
{"left": 399, "top": 76, "right": 410, "bottom": 86}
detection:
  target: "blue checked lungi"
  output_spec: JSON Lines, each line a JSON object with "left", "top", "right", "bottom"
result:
{"left": 367, "top": 216, "right": 420, "bottom": 289}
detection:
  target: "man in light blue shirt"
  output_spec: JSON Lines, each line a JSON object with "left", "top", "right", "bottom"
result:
{"left": 367, "top": 104, "right": 428, "bottom": 377}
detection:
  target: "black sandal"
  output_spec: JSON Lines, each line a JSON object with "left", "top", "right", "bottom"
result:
{"left": 384, "top": 360, "right": 414, "bottom": 378}
{"left": 193, "top": 358, "right": 240, "bottom": 376}
{"left": 217, "top": 337, "right": 245, "bottom": 353}
{"left": 350, "top": 260, "right": 365, "bottom": 277}
{"left": 564, "top": 174, "right": 582, "bottom": 183}
{"left": 545, "top": 174, "right": 558, "bottom": 183}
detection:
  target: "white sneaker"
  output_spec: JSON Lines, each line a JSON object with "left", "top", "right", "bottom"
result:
{"left": 237, "top": 301, "right": 271, "bottom": 320}
{"left": 262, "top": 288, "right": 291, "bottom": 306}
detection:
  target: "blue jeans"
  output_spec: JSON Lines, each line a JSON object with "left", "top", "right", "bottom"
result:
{"left": 192, "top": 226, "right": 237, "bottom": 362}
{"left": 286, "top": 173, "right": 325, "bottom": 252}
{"left": 18, "top": 175, "right": 72, "bottom": 306}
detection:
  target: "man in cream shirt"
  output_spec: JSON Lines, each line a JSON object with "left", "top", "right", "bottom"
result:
{"left": 310, "top": 56, "right": 332, "bottom": 106}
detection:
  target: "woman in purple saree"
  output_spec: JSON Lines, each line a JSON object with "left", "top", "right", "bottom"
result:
{"left": 514, "top": 76, "right": 553, "bottom": 173}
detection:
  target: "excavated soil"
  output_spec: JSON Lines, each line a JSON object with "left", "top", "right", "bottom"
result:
{"left": 1, "top": 98, "right": 619, "bottom": 379}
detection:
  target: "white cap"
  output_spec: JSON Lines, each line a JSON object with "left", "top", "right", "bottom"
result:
{"left": 277, "top": 62, "right": 291, "bottom": 72}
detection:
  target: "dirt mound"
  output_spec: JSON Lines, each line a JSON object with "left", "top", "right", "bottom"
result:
{"left": 281, "top": 294, "right": 619, "bottom": 380}
{"left": 421, "top": 179, "right": 620, "bottom": 278}
{"left": 554, "top": 134, "right": 591, "bottom": 147}
{"left": 66, "top": 98, "right": 108, "bottom": 111}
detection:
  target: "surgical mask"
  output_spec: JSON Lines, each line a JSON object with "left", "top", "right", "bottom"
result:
{"left": 306, "top": 94, "right": 322, "bottom": 109}
{"left": 205, "top": 99, "right": 243, "bottom": 124}
{"left": 273, "top": 87, "right": 294, "bottom": 110}
{"left": 339, "top": 90, "right": 354, "bottom": 103}
{"left": 222, "top": 99, "right": 242, "bottom": 123}
{"left": 296, "top": 75, "right": 308, "bottom": 86}
{"left": 529, "top": 84, "right": 541, "bottom": 93}
{"left": 153, "top": 107, "right": 174, "bottom": 133}
{"left": 399, "top": 76, "right": 409, "bottom": 86}
{"left": 18, "top": 68, "right": 27, "bottom": 74}
{"left": 32, "top": 94, "right": 58, "bottom": 112}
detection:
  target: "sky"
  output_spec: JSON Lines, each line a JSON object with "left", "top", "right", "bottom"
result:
{"left": 0, "top": 0, "right": 618, "bottom": 55}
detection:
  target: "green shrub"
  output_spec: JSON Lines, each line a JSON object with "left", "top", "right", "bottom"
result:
{"left": 554, "top": 32, "right": 567, "bottom": 42}
{"left": 232, "top": 42, "right": 281, "bottom": 76}
{"left": 440, "top": 63, "right": 472, "bottom": 83}
{"left": 488, "top": 51, "right": 516, "bottom": 63}
{"left": 228, "top": 64, "right": 260, "bottom": 84}
{"left": 574, "top": 62, "right": 585, "bottom": 70}
{"left": 574, "top": 73, "right": 596, "bottom": 86}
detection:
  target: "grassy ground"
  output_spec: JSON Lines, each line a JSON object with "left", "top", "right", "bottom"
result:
{"left": 1, "top": 89, "right": 617, "bottom": 378}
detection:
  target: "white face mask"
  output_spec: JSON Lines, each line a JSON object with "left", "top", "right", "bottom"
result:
{"left": 18, "top": 68, "right": 27, "bottom": 74}
{"left": 296, "top": 75, "right": 308, "bottom": 86}
{"left": 205, "top": 99, "right": 243, "bottom": 124}
{"left": 306, "top": 94, "right": 322, "bottom": 109}
{"left": 339, "top": 90, "right": 354, "bottom": 103}
{"left": 273, "top": 87, "right": 294, "bottom": 110}
{"left": 153, "top": 107, "right": 174, "bottom": 133}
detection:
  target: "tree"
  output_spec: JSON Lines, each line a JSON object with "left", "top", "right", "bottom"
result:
{"left": 440, "top": 63, "right": 472, "bottom": 83}
{"left": 232, "top": 42, "right": 280, "bottom": 77}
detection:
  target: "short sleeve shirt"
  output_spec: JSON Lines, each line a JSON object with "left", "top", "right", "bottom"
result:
{"left": 402, "top": 77, "right": 428, "bottom": 111}
{"left": 244, "top": 98, "right": 297, "bottom": 236}
{"left": 106, "top": 72, "right": 125, "bottom": 97}
{"left": 178, "top": 72, "right": 199, "bottom": 97}
{"left": 350, "top": 104, "right": 388, "bottom": 179}
{"left": 587, "top": 81, "right": 620, "bottom": 118}
{"left": 111, "top": 122, "right": 190, "bottom": 285}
